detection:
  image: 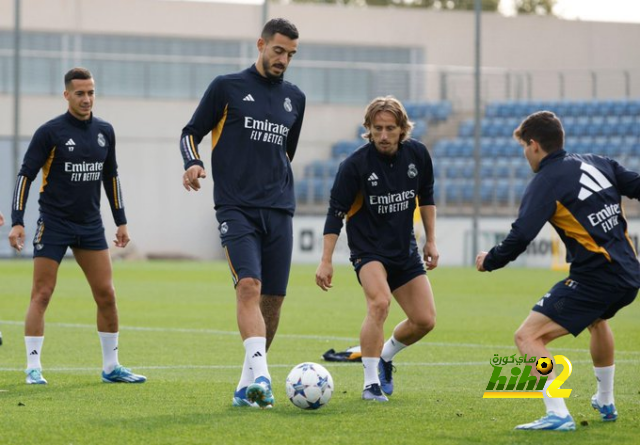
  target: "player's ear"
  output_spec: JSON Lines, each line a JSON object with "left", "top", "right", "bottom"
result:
{"left": 257, "top": 37, "right": 266, "bottom": 52}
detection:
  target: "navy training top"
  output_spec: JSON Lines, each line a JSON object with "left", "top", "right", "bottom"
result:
{"left": 324, "top": 139, "right": 435, "bottom": 265}
{"left": 180, "top": 64, "right": 306, "bottom": 215}
{"left": 484, "top": 150, "right": 640, "bottom": 289}
{"left": 11, "top": 111, "right": 126, "bottom": 227}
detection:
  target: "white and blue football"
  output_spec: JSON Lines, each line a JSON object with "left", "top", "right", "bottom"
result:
{"left": 285, "top": 362, "right": 334, "bottom": 410}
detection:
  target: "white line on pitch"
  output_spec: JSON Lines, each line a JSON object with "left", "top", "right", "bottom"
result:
{"left": 1, "top": 319, "right": 639, "bottom": 356}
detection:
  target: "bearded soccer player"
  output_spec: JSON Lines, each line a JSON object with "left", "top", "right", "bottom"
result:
{"left": 179, "top": 18, "right": 306, "bottom": 409}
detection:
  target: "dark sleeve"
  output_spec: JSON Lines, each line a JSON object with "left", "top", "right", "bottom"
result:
{"left": 610, "top": 158, "right": 640, "bottom": 199}
{"left": 102, "top": 125, "right": 127, "bottom": 226}
{"left": 179, "top": 78, "right": 226, "bottom": 170}
{"left": 286, "top": 93, "right": 306, "bottom": 162}
{"left": 11, "top": 126, "right": 54, "bottom": 226}
{"left": 483, "top": 177, "right": 556, "bottom": 271}
{"left": 417, "top": 143, "right": 435, "bottom": 206}
{"left": 323, "top": 159, "right": 360, "bottom": 235}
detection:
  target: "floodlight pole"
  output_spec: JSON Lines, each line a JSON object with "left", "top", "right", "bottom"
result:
{"left": 471, "top": 0, "right": 482, "bottom": 265}
{"left": 13, "top": 0, "right": 21, "bottom": 177}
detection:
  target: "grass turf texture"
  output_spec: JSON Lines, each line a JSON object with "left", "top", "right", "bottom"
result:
{"left": 1, "top": 260, "right": 639, "bottom": 444}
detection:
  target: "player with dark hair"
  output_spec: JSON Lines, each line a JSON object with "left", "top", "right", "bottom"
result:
{"left": 316, "top": 96, "right": 438, "bottom": 402}
{"left": 179, "top": 18, "right": 305, "bottom": 409}
{"left": 8, "top": 67, "right": 146, "bottom": 385}
{"left": 476, "top": 110, "right": 640, "bottom": 431}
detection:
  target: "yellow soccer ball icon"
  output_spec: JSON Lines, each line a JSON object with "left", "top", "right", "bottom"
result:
{"left": 536, "top": 357, "right": 554, "bottom": 375}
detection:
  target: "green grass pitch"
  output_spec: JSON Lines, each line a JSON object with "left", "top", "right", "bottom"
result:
{"left": 1, "top": 260, "right": 639, "bottom": 444}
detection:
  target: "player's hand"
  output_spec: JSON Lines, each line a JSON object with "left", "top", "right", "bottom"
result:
{"left": 315, "top": 261, "right": 334, "bottom": 291}
{"left": 114, "top": 225, "right": 130, "bottom": 248}
{"left": 423, "top": 241, "right": 439, "bottom": 270}
{"left": 0, "top": 211, "right": 5, "bottom": 227}
{"left": 183, "top": 165, "right": 207, "bottom": 191}
{"left": 8, "top": 225, "right": 25, "bottom": 252}
{"left": 475, "top": 251, "right": 488, "bottom": 272}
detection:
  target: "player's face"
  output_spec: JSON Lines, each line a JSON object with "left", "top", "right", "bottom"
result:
{"left": 370, "top": 111, "right": 402, "bottom": 156}
{"left": 522, "top": 139, "right": 541, "bottom": 172}
{"left": 257, "top": 33, "right": 298, "bottom": 80}
{"left": 64, "top": 78, "right": 95, "bottom": 121}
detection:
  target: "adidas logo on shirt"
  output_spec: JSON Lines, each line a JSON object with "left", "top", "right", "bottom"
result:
{"left": 66, "top": 138, "right": 76, "bottom": 151}
{"left": 368, "top": 172, "right": 379, "bottom": 186}
{"left": 578, "top": 162, "right": 612, "bottom": 201}
{"left": 243, "top": 94, "right": 255, "bottom": 102}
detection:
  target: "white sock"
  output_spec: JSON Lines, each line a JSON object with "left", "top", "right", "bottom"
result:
{"left": 542, "top": 378, "right": 570, "bottom": 417}
{"left": 381, "top": 335, "right": 407, "bottom": 362}
{"left": 25, "top": 336, "right": 44, "bottom": 370}
{"left": 362, "top": 357, "right": 380, "bottom": 389}
{"left": 236, "top": 352, "right": 254, "bottom": 392}
{"left": 244, "top": 337, "right": 270, "bottom": 382}
{"left": 594, "top": 365, "right": 615, "bottom": 405}
{"left": 98, "top": 332, "right": 120, "bottom": 374}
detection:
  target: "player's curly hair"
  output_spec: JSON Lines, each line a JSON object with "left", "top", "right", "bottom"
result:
{"left": 514, "top": 111, "right": 565, "bottom": 153}
{"left": 362, "top": 96, "right": 414, "bottom": 142}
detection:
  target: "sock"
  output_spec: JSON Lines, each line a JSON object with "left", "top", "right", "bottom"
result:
{"left": 25, "top": 336, "right": 44, "bottom": 370}
{"left": 542, "top": 378, "right": 570, "bottom": 417}
{"left": 244, "top": 337, "right": 270, "bottom": 382}
{"left": 362, "top": 357, "right": 380, "bottom": 389}
{"left": 381, "top": 335, "right": 407, "bottom": 362}
{"left": 236, "top": 352, "right": 254, "bottom": 392}
{"left": 594, "top": 365, "right": 615, "bottom": 405}
{"left": 98, "top": 331, "right": 120, "bottom": 374}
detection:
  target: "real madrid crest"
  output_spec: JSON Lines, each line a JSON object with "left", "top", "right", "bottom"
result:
{"left": 284, "top": 97, "right": 292, "bottom": 112}
{"left": 97, "top": 133, "right": 106, "bottom": 147}
{"left": 407, "top": 163, "right": 418, "bottom": 178}
{"left": 220, "top": 222, "right": 229, "bottom": 235}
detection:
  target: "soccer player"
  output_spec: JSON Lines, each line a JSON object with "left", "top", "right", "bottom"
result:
{"left": 476, "top": 111, "right": 640, "bottom": 431}
{"left": 179, "top": 18, "right": 306, "bottom": 409}
{"left": 8, "top": 67, "right": 146, "bottom": 385}
{"left": 315, "top": 96, "right": 438, "bottom": 402}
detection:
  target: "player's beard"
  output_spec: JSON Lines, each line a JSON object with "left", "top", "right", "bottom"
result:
{"left": 262, "top": 58, "right": 285, "bottom": 81}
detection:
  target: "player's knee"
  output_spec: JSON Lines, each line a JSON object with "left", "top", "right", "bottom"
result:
{"left": 236, "top": 278, "right": 261, "bottom": 298}
{"left": 514, "top": 327, "right": 534, "bottom": 350}
{"left": 367, "top": 296, "right": 391, "bottom": 321}
{"left": 415, "top": 314, "right": 436, "bottom": 334}
{"left": 31, "top": 285, "right": 54, "bottom": 307}
{"left": 94, "top": 285, "right": 116, "bottom": 307}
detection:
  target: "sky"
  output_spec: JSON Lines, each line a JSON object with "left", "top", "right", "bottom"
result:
{"left": 167, "top": 0, "right": 640, "bottom": 24}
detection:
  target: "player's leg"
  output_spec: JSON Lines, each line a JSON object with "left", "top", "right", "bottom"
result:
{"left": 358, "top": 260, "right": 391, "bottom": 402}
{"left": 218, "top": 208, "right": 271, "bottom": 407}
{"left": 586, "top": 287, "right": 636, "bottom": 421}
{"left": 259, "top": 209, "right": 293, "bottom": 351}
{"left": 73, "top": 247, "right": 145, "bottom": 383}
{"left": 24, "top": 217, "right": 69, "bottom": 385}
{"left": 588, "top": 318, "right": 617, "bottom": 420}
{"left": 513, "top": 311, "right": 574, "bottom": 430}
{"left": 378, "top": 273, "right": 435, "bottom": 395}
{"left": 24, "top": 256, "right": 61, "bottom": 384}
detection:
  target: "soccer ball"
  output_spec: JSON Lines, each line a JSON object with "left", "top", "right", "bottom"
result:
{"left": 536, "top": 357, "right": 554, "bottom": 375}
{"left": 285, "top": 362, "right": 334, "bottom": 410}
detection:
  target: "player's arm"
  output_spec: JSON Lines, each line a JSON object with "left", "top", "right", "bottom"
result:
{"left": 315, "top": 160, "right": 359, "bottom": 291}
{"left": 419, "top": 205, "right": 439, "bottom": 270}
{"left": 611, "top": 158, "right": 640, "bottom": 199}
{"left": 102, "top": 126, "right": 127, "bottom": 228}
{"left": 417, "top": 143, "right": 438, "bottom": 269}
{"left": 9, "top": 127, "right": 53, "bottom": 251}
{"left": 285, "top": 93, "right": 306, "bottom": 162}
{"left": 481, "top": 178, "right": 556, "bottom": 272}
{"left": 179, "top": 79, "right": 225, "bottom": 191}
